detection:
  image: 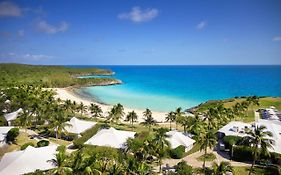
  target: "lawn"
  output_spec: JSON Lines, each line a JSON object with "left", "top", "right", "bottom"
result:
{"left": 233, "top": 166, "right": 280, "bottom": 175}
{"left": 196, "top": 153, "right": 216, "bottom": 162}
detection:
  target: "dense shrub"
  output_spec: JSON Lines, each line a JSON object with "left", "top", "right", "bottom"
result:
{"left": 83, "top": 145, "right": 120, "bottom": 159}
{"left": 170, "top": 145, "right": 186, "bottom": 159}
{"left": 270, "top": 152, "right": 281, "bottom": 165}
{"left": 0, "top": 115, "right": 7, "bottom": 126}
{"left": 21, "top": 142, "right": 35, "bottom": 150}
{"left": 232, "top": 146, "right": 253, "bottom": 161}
{"left": 37, "top": 140, "right": 49, "bottom": 147}
{"left": 174, "top": 160, "right": 193, "bottom": 175}
{"left": 6, "top": 128, "right": 19, "bottom": 143}
{"left": 222, "top": 135, "right": 243, "bottom": 149}
{"left": 73, "top": 124, "right": 102, "bottom": 148}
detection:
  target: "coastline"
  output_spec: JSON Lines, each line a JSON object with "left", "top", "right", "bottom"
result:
{"left": 52, "top": 87, "right": 168, "bottom": 123}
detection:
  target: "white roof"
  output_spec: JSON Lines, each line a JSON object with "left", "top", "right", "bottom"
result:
{"left": 0, "top": 126, "right": 14, "bottom": 142}
{"left": 65, "top": 117, "right": 96, "bottom": 134}
{"left": 218, "top": 121, "right": 252, "bottom": 137}
{"left": 166, "top": 130, "right": 195, "bottom": 149}
{"left": 85, "top": 127, "right": 135, "bottom": 148}
{"left": 4, "top": 108, "right": 23, "bottom": 122}
{"left": 256, "top": 119, "right": 281, "bottom": 154}
{"left": 0, "top": 145, "right": 57, "bottom": 175}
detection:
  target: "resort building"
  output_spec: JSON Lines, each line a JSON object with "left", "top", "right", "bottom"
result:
{"left": 218, "top": 120, "right": 281, "bottom": 154}
{"left": 0, "top": 145, "right": 57, "bottom": 175}
{"left": 260, "top": 106, "right": 281, "bottom": 120}
{"left": 64, "top": 117, "right": 96, "bottom": 135}
{"left": 4, "top": 108, "right": 23, "bottom": 126}
{"left": 0, "top": 126, "right": 14, "bottom": 146}
{"left": 166, "top": 130, "right": 195, "bottom": 152}
{"left": 85, "top": 127, "right": 135, "bottom": 149}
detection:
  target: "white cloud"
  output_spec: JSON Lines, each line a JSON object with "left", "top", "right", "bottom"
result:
{"left": 272, "top": 36, "right": 281, "bottom": 41}
{"left": 0, "top": 1, "right": 22, "bottom": 17}
{"left": 118, "top": 6, "right": 159, "bottom": 23}
{"left": 197, "top": 21, "right": 207, "bottom": 30}
{"left": 36, "top": 20, "right": 69, "bottom": 34}
{"left": 0, "top": 52, "right": 53, "bottom": 62}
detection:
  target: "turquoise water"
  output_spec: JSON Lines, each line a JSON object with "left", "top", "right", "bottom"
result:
{"left": 76, "top": 66, "right": 281, "bottom": 112}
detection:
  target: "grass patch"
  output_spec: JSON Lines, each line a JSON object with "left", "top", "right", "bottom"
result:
{"left": 196, "top": 153, "right": 216, "bottom": 162}
{"left": 48, "top": 138, "right": 71, "bottom": 146}
{"left": 185, "top": 142, "right": 200, "bottom": 156}
{"left": 233, "top": 166, "right": 280, "bottom": 175}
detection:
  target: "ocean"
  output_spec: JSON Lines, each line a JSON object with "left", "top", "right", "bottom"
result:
{"left": 73, "top": 65, "right": 281, "bottom": 112}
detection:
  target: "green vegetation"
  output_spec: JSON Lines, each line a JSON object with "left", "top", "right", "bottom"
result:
{"left": 37, "top": 140, "right": 50, "bottom": 147}
{"left": 20, "top": 142, "right": 35, "bottom": 150}
{"left": 170, "top": 145, "right": 186, "bottom": 159}
{"left": 0, "top": 63, "right": 120, "bottom": 88}
{"left": 6, "top": 128, "right": 19, "bottom": 144}
{"left": 233, "top": 166, "right": 281, "bottom": 175}
{"left": 196, "top": 153, "right": 216, "bottom": 162}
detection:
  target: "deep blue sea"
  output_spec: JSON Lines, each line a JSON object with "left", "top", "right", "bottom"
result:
{"left": 72, "top": 66, "right": 281, "bottom": 112}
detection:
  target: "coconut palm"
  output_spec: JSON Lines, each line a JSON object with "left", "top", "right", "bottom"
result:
{"left": 211, "top": 161, "right": 233, "bottom": 175}
{"left": 165, "top": 111, "right": 175, "bottom": 131}
{"left": 108, "top": 103, "right": 125, "bottom": 123}
{"left": 48, "top": 146, "right": 73, "bottom": 175}
{"left": 50, "top": 106, "right": 71, "bottom": 139}
{"left": 243, "top": 125, "right": 273, "bottom": 175}
{"left": 77, "top": 102, "right": 87, "bottom": 116}
{"left": 174, "top": 107, "right": 185, "bottom": 130}
{"left": 196, "top": 129, "right": 217, "bottom": 169}
{"left": 141, "top": 109, "right": 157, "bottom": 132}
{"left": 63, "top": 99, "right": 73, "bottom": 114}
{"left": 126, "top": 111, "right": 138, "bottom": 130}
{"left": 89, "top": 103, "right": 103, "bottom": 118}
{"left": 152, "top": 128, "right": 170, "bottom": 172}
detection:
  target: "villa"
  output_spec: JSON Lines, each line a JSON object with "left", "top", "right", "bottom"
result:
{"left": 260, "top": 106, "right": 281, "bottom": 120}
{"left": 166, "top": 130, "right": 196, "bottom": 152}
{"left": 218, "top": 119, "right": 281, "bottom": 154}
{"left": 64, "top": 117, "right": 96, "bottom": 135}
{"left": 0, "top": 126, "right": 14, "bottom": 146}
{"left": 0, "top": 145, "right": 57, "bottom": 175}
{"left": 4, "top": 108, "right": 23, "bottom": 126}
{"left": 85, "top": 127, "right": 135, "bottom": 149}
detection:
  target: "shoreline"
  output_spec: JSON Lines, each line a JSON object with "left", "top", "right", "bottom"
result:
{"left": 52, "top": 88, "right": 168, "bottom": 123}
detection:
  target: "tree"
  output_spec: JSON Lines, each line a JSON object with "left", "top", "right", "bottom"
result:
{"left": 63, "top": 99, "right": 73, "bottom": 114}
{"left": 141, "top": 108, "right": 157, "bottom": 132}
{"left": 174, "top": 161, "right": 193, "bottom": 175}
{"left": 174, "top": 107, "right": 185, "bottom": 130}
{"left": 243, "top": 125, "right": 273, "bottom": 175}
{"left": 126, "top": 111, "right": 138, "bottom": 130}
{"left": 48, "top": 146, "right": 73, "bottom": 175}
{"left": 107, "top": 103, "right": 125, "bottom": 123}
{"left": 166, "top": 111, "right": 175, "bottom": 131}
{"left": 197, "top": 129, "right": 217, "bottom": 169}
{"left": 89, "top": 103, "right": 103, "bottom": 118}
{"left": 152, "top": 128, "right": 170, "bottom": 172}
{"left": 50, "top": 106, "right": 71, "bottom": 139}
{"left": 6, "top": 128, "right": 19, "bottom": 144}
{"left": 211, "top": 161, "right": 233, "bottom": 175}
{"left": 77, "top": 102, "right": 87, "bottom": 116}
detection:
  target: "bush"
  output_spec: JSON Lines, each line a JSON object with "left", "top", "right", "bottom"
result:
{"left": 83, "top": 145, "right": 120, "bottom": 159}
{"left": 174, "top": 160, "right": 193, "bottom": 175}
{"left": 170, "top": 145, "right": 186, "bottom": 159}
{"left": 73, "top": 124, "right": 102, "bottom": 148}
{"left": 270, "top": 152, "right": 281, "bottom": 165}
{"left": 21, "top": 142, "right": 35, "bottom": 150}
{"left": 6, "top": 128, "right": 19, "bottom": 143}
{"left": 232, "top": 146, "right": 253, "bottom": 161}
{"left": 0, "top": 115, "right": 7, "bottom": 126}
{"left": 37, "top": 140, "right": 49, "bottom": 147}
{"left": 222, "top": 135, "right": 243, "bottom": 149}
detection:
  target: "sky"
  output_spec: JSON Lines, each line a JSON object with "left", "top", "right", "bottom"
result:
{"left": 0, "top": 0, "right": 281, "bottom": 65}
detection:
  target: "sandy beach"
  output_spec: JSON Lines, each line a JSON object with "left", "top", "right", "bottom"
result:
{"left": 52, "top": 88, "right": 168, "bottom": 123}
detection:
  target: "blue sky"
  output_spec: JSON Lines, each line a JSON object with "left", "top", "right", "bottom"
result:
{"left": 0, "top": 0, "right": 280, "bottom": 65}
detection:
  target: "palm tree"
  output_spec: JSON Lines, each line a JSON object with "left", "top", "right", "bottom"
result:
{"left": 63, "top": 99, "right": 73, "bottom": 114}
{"left": 141, "top": 109, "right": 157, "bottom": 132}
{"left": 108, "top": 103, "right": 125, "bottom": 123}
{"left": 244, "top": 125, "right": 273, "bottom": 175}
{"left": 126, "top": 111, "right": 138, "bottom": 130}
{"left": 165, "top": 111, "right": 175, "bottom": 131}
{"left": 197, "top": 129, "right": 217, "bottom": 169}
{"left": 89, "top": 103, "right": 103, "bottom": 118}
{"left": 50, "top": 106, "right": 71, "bottom": 139}
{"left": 48, "top": 146, "right": 73, "bottom": 175}
{"left": 152, "top": 128, "right": 170, "bottom": 172}
{"left": 211, "top": 161, "right": 233, "bottom": 175}
{"left": 77, "top": 102, "right": 87, "bottom": 116}
{"left": 174, "top": 107, "right": 185, "bottom": 130}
